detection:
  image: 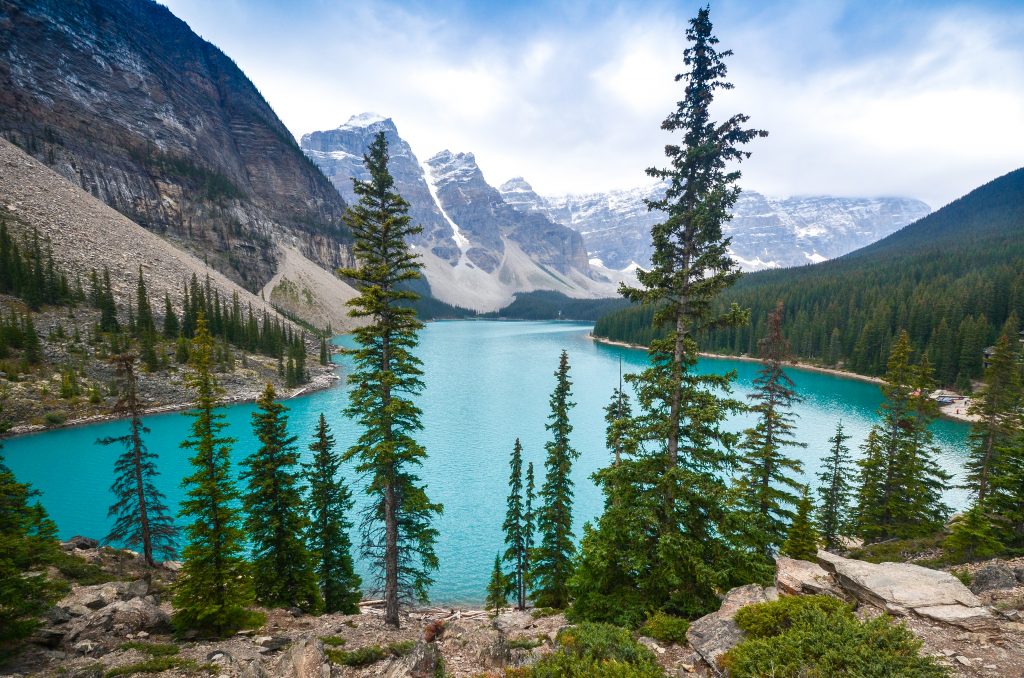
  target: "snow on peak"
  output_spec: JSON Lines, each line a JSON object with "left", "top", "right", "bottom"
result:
{"left": 340, "top": 112, "right": 391, "bottom": 129}
{"left": 425, "top": 150, "right": 479, "bottom": 184}
{"left": 499, "top": 177, "right": 534, "bottom": 193}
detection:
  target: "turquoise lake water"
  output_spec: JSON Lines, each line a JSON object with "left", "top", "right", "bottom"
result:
{"left": 1, "top": 320, "right": 970, "bottom": 603}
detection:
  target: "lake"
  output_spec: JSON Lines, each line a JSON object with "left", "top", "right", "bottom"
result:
{"left": 1, "top": 320, "right": 970, "bottom": 603}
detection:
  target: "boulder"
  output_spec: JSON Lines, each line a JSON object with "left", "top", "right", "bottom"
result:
{"left": 970, "top": 563, "right": 1018, "bottom": 593}
{"left": 775, "top": 556, "right": 852, "bottom": 601}
{"left": 262, "top": 637, "right": 329, "bottom": 678}
{"left": 816, "top": 550, "right": 981, "bottom": 615}
{"left": 1014, "top": 567, "right": 1024, "bottom": 584}
{"left": 66, "top": 597, "right": 171, "bottom": 643}
{"left": 58, "top": 583, "right": 128, "bottom": 612}
{"left": 399, "top": 641, "right": 441, "bottom": 678}
{"left": 257, "top": 635, "right": 293, "bottom": 653}
{"left": 63, "top": 536, "right": 99, "bottom": 551}
{"left": 686, "top": 584, "right": 778, "bottom": 676}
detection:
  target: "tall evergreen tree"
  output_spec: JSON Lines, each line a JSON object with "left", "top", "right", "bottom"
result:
{"left": 816, "top": 421, "right": 855, "bottom": 551}
{"left": 503, "top": 438, "right": 529, "bottom": 610}
{"left": 732, "top": 301, "right": 806, "bottom": 556}
{"left": 340, "top": 131, "right": 441, "bottom": 628}
{"left": 533, "top": 351, "right": 579, "bottom": 609}
{"left": 945, "top": 504, "right": 1004, "bottom": 563}
{"left": 0, "top": 408, "right": 62, "bottom": 653}
{"left": 965, "top": 333, "right": 1022, "bottom": 504}
{"left": 97, "top": 354, "right": 177, "bottom": 566}
{"left": 242, "top": 383, "right": 322, "bottom": 612}
{"left": 135, "top": 266, "right": 155, "bottom": 338}
{"left": 524, "top": 461, "right": 535, "bottom": 596}
{"left": 304, "top": 414, "right": 361, "bottom": 614}
{"left": 855, "top": 331, "right": 951, "bottom": 541}
{"left": 571, "top": 5, "right": 766, "bottom": 620}
{"left": 781, "top": 488, "right": 819, "bottom": 561}
{"left": 172, "top": 315, "right": 260, "bottom": 636}
{"left": 163, "top": 293, "right": 180, "bottom": 340}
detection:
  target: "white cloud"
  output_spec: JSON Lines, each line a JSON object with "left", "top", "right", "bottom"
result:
{"left": 160, "top": 0, "right": 1024, "bottom": 206}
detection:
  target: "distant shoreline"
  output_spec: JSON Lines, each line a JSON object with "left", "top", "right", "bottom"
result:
{"left": 589, "top": 334, "right": 977, "bottom": 424}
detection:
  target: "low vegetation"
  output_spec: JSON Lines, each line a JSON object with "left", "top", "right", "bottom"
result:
{"left": 324, "top": 640, "right": 416, "bottom": 667}
{"left": 638, "top": 612, "right": 689, "bottom": 644}
{"left": 508, "top": 623, "right": 664, "bottom": 677}
{"left": 722, "top": 596, "right": 947, "bottom": 678}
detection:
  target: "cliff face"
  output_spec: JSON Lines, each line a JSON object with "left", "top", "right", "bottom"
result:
{"left": 0, "top": 0, "right": 351, "bottom": 290}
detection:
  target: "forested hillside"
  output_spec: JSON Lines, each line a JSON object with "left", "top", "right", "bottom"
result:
{"left": 593, "top": 168, "right": 1024, "bottom": 389}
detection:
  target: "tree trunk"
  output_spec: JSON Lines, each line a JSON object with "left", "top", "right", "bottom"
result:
{"left": 384, "top": 480, "right": 400, "bottom": 627}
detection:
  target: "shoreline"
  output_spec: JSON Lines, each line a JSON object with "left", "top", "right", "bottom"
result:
{"left": 3, "top": 370, "right": 342, "bottom": 439}
{"left": 589, "top": 334, "right": 978, "bottom": 424}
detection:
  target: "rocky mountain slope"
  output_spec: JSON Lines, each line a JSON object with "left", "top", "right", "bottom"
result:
{"left": 499, "top": 178, "right": 931, "bottom": 271}
{"left": 0, "top": 0, "right": 351, "bottom": 290}
{"left": 302, "top": 115, "right": 620, "bottom": 311}
{"left": 0, "top": 137, "right": 345, "bottom": 429}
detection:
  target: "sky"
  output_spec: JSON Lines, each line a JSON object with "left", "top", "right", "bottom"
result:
{"left": 159, "top": 0, "right": 1024, "bottom": 208}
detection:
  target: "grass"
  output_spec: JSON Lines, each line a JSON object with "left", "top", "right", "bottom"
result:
{"left": 325, "top": 640, "right": 416, "bottom": 667}
{"left": 51, "top": 550, "right": 114, "bottom": 585}
{"left": 847, "top": 533, "right": 950, "bottom": 568}
{"left": 102, "top": 656, "right": 211, "bottom": 677}
{"left": 119, "top": 641, "right": 180, "bottom": 657}
{"left": 319, "top": 635, "right": 347, "bottom": 647}
{"left": 508, "top": 636, "right": 545, "bottom": 650}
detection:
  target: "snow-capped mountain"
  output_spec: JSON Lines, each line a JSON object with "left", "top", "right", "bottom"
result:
{"left": 301, "top": 115, "right": 619, "bottom": 311}
{"left": 499, "top": 179, "right": 932, "bottom": 271}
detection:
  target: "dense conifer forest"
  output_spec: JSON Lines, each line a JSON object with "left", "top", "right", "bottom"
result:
{"left": 594, "top": 168, "right": 1024, "bottom": 390}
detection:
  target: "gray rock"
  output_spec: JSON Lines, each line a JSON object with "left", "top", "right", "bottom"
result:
{"left": 66, "top": 597, "right": 171, "bottom": 643}
{"left": 404, "top": 641, "right": 441, "bottom": 678}
{"left": 30, "top": 627, "right": 66, "bottom": 648}
{"left": 262, "top": 637, "right": 328, "bottom": 678}
{"left": 970, "top": 564, "right": 1018, "bottom": 593}
{"left": 162, "top": 560, "right": 182, "bottom": 572}
{"left": 1013, "top": 567, "right": 1024, "bottom": 584}
{"left": 686, "top": 584, "right": 778, "bottom": 676}
{"left": 816, "top": 550, "right": 981, "bottom": 615}
{"left": 257, "top": 635, "right": 292, "bottom": 653}
{"left": 125, "top": 579, "right": 150, "bottom": 599}
{"left": 64, "top": 536, "right": 99, "bottom": 550}
{"left": 775, "top": 556, "right": 853, "bottom": 602}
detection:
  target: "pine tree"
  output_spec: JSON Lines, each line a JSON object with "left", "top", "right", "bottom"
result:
{"left": 524, "top": 461, "right": 535, "bottom": 596}
{"left": 732, "top": 301, "right": 806, "bottom": 556}
{"left": 532, "top": 351, "right": 579, "bottom": 609}
{"left": 503, "top": 438, "right": 529, "bottom": 610}
{"left": 303, "top": 414, "right": 361, "bottom": 614}
{"left": 781, "top": 488, "right": 819, "bottom": 561}
{"left": 0, "top": 409, "right": 62, "bottom": 651}
{"left": 571, "top": 5, "right": 767, "bottom": 620}
{"left": 965, "top": 333, "right": 1022, "bottom": 504}
{"left": 172, "top": 315, "right": 260, "bottom": 636}
{"left": 486, "top": 554, "right": 508, "bottom": 615}
{"left": 816, "top": 421, "right": 854, "bottom": 551}
{"left": 944, "top": 504, "right": 1004, "bottom": 563}
{"left": 340, "top": 131, "right": 441, "bottom": 628}
{"left": 135, "top": 266, "right": 155, "bottom": 338}
{"left": 163, "top": 293, "right": 179, "bottom": 339}
{"left": 242, "top": 383, "right": 321, "bottom": 612}
{"left": 97, "top": 354, "right": 178, "bottom": 566}
{"left": 855, "top": 331, "right": 951, "bottom": 541}
{"left": 603, "top": 380, "right": 634, "bottom": 467}
{"left": 22, "top": 314, "right": 41, "bottom": 365}
{"left": 989, "top": 421, "right": 1024, "bottom": 546}
{"left": 319, "top": 336, "right": 330, "bottom": 366}
{"left": 99, "top": 267, "right": 118, "bottom": 333}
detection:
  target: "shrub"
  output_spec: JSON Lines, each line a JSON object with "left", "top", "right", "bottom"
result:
{"left": 638, "top": 612, "right": 689, "bottom": 644}
{"left": 43, "top": 410, "right": 66, "bottom": 426}
{"left": 508, "top": 636, "right": 544, "bottom": 650}
{"left": 320, "top": 635, "right": 346, "bottom": 647}
{"left": 325, "top": 640, "right": 416, "bottom": 667}
{"left": 531, "top": 607, "right": 560, "bottom": 619}
{"left": 103, "top": 656, "right": 199, "bottom": 676}
{"left": 722, "top": 596, "right": 948, "bottom": 677}
{"left": 506, "top": 623, "right": 665, "bottom": 677}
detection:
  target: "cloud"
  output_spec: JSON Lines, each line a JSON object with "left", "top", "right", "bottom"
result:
{"left": 160, "top": 0, "right": 1024, "bottom": 206}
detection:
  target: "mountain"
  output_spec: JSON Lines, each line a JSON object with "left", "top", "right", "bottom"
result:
{"left": 301, "top": 116, "right": 620, "bottom": 311}
{"left": 0, "top": 0, "right": 350, "bottom": 291}
{"left": 593, "top": 168, "right": 1024, "bottom": 388}
{"left": 498, "top": 179, "right": 931, "bottom": 271}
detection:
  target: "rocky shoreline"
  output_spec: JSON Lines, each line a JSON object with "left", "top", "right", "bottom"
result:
{"left": 589, "top": 333, "right": 980, "bottom": 424}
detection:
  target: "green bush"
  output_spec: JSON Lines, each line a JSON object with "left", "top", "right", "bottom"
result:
{"left": 43, "top": 410, "right": 67, "bottom": 426}
{"left": 531, "top": 606, "right": 560, "bottom": 619}
{"left": 508, "top": 636, "right": 544, "bottom": 650}
{"left": 638, "top": 612, "right": 689, "bottom": 644}
{"left": 320, "top": 635, "right": 346, "bottom": 647}
{"left": 326, "top": 640, "right": 415, "bottom": 667}
{"left": 723, "top": 596, "right": 948, "bottom": 677}
{"left": 507, "top": 623, "right": 665, "bottom": 677}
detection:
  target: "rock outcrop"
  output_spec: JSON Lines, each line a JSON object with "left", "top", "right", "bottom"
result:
{"left": 686, "top": 584, "right": 778, "bottom": 676}
{"left": 0, "top": 0, "right": 350, "bottom": 289}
